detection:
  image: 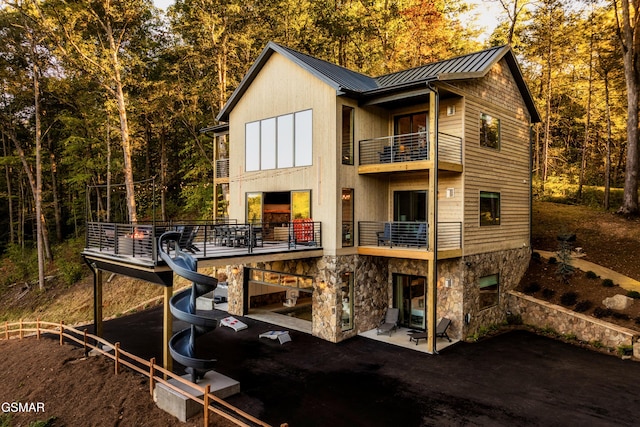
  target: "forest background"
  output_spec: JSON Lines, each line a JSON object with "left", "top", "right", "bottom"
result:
{"left": 0, "top": 0, "right": 638, "bottom": 291}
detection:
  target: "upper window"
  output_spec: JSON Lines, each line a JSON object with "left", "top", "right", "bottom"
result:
{"left": 480, "top": 191, "right": 500, "bottom": 226}
{"left": 478, "top": 274, "right": 499, "bottom": 310}
{"left": 480, "top": 113, "right": 500, "bottom": 150}
{"left": 342, "top": 106, "right": 354, "bottom": 165}
{"left": 246, "top": 110, "right": 312, "bottom": 171}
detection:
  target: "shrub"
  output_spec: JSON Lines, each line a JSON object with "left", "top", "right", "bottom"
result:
{"left": 601, "top": 278, "right": 615, "bottom": 288}
{"left": 506, "top": 313, "right": 523, "bottom": 325}
{"left": 574, "top": 300, "right": 593, "bottom": 313}
{"left": 542, "top": 288, "right": 556, "bottom": 299}
{"left": 560, "top": 291, "right": 578, "bottom": 306}
{"left": 593, "top": 307, "right": 613, "bottom": 318}
{"left": 612, "top": 312, "right": 630, "bottom": 321}
{"left": 617, "top": 345, "right": 633, "bottom": 356}
{"left": 627, "top": 290, "right": 640, "bottom": 299}
{"left": 585, "top": 271, "right": 599, "bottom": 279}
{"left": 523, "top": 282, "right": 541, "bottom": 294}
{"left": 548, "top": 257, "right": 557, "bottom": 265}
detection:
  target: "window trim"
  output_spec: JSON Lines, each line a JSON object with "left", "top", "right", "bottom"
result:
{"left": 479, "top": 191, "right": 501, "bottom": 226}
{"left": 478, "top": 273, "right": 499, "bottom": 310}
{"left": 480, "top": 112, "right": 500, "bottom": 150}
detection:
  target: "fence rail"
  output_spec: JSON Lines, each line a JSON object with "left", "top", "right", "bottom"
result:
{"left": 1, "top": 320, "right": 280, "bottom": 427}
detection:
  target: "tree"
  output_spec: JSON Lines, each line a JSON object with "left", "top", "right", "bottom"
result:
{"left": 613, "top": 0, "right": 640, "bottom": 215}
{"left": 36, "top": 0, "right": 160, "bottom": 223}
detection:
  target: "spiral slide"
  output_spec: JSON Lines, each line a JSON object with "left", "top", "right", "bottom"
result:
{"left": 158, "top": 231, "right": 218, "bottom": 383}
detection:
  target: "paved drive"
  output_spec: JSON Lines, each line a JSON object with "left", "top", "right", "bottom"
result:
{"left": 101, "top": 306, "right": 640, "bottom": 427}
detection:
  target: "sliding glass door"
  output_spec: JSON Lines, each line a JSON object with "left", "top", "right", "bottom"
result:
{"left": 393, "top": 274, "right": 426, "bottom": 330}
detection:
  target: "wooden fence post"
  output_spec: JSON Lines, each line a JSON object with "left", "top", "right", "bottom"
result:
{"left": 203, "top": 384, "right": 210, "bottom": 427}
{"left": 59, "top": 321, "right": 64, "bottom": 345}
{"left": 114, "top": 342, "right": 120, "bottom": 374}
{"left": 36, "top": 319, "right": 40, "bottom": 340}
{"left": 149, "top": 358, "right": 156, "bottom": 396}
{"left": 4, "top": 321, "right": 7, "bottom": 340}
{"left": 19, "top": 319, "right": 23, "bottom": 339}
{"left": 83, "top": 330, "right": 88, "bottom": 354}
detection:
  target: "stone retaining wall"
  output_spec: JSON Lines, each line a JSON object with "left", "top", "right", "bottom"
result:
{"left": 506, "top": 290, "right": 638, "bottom": 349}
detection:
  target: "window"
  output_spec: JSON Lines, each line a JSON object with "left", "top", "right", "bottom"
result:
{"left": 291, "top": 190, "right": 311, "bottom": 219}
{"left": 480, "top": 191, "right": 500, "bottom": 226}
{"left": 246, "top": 192, "right": 263, "bottom": 224}
{"left": 480, "top": 113, "right": 500, "bottom": 149}
{"left": 342, "top": 189, "right": 353, "bottom": 247}
{"left": 340, "top": 271, "right": 354, "bottom": 331}
{"left": 342, "top": 106, "right": 354, "bottom": 165}
{"left": 478, "top": 274, "right": 499, "bottom": 310}
{"left": 245, "top": 109, "right": 312, "bottom": 171}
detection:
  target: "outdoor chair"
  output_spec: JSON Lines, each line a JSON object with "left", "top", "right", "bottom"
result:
{"left": 436, "top": 317, "right": 452, "bottom": 342}
{"left": 377, "top": 222, "right": 392, "bottom": 247}
{"left": 376, "top": 307, "right": 399, "bottom": 336}
{"left": 177, "top": 225, "right": 200, "bottom": 253}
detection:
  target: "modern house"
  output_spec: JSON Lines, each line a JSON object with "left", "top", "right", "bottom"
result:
{"left": 83, "top": 41, "right": 540, "bottom": 356}
{"left": 211, "top": 42, "right": 540, "bottom": 349}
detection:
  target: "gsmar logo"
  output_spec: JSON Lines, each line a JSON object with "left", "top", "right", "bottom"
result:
{"left": 1, "top": 402, "right": 45, "bottom": 413}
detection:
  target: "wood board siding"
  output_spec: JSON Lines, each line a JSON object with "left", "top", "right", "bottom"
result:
{"left": 228, "top": 52, "right": 339, "bottom": 249}
{"left": 450, "top": 59, "right": 532, "bottom": 255}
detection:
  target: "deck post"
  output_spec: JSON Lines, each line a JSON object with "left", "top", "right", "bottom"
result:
{"left": 95, "top": 269, "right": 103, "bottom": 337}
{"left": 163, "top": 284, "right": 173, "bottom": 372}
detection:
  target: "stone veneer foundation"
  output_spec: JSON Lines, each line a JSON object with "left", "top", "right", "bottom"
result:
{"left": 209, "top": 247, "right": 531, "bottom": 344}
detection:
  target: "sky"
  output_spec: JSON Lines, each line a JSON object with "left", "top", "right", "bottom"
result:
{"left": 151, "top": 0, "right": 502, "bottom": 40}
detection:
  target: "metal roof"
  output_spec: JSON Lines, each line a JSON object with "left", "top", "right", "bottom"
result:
{"left": 216, "top": 42, "right": 540, "bottom": 123}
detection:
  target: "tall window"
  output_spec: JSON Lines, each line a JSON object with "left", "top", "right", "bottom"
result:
{"left": 478, "top": 274, "right": 499, "bottom": 310}
{"left": 342, "top": 189, "right": 354, "bottom": 247}
{"left": 340, "top": 271, "right": 354, "bottom": 331}
{"left": 342, "top": 106, "right": 354, "bottom": 165}
{"left": 479, "top": 191, "right": 500, "bottom": 226}
{"left": 394, "top": 190, "right": 426, "bottom": 222}
{"left": 394, "top": 112, "right": 427, "bottom": 136}
{"left": 291, "top": 190, "right": 311, "bottom": 219}
{"left": 246, "top": 109, "right": 312, "bottom": 171}
{"left": 480, "top": 113, "right": 500, "bottom": 149}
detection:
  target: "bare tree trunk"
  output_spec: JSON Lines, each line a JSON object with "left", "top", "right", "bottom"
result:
{"left": 615, "top": 0, "right": 640, "bottom": 215}
{"left": 32, "top": 49, "right": 46, "bottom": 290}
{"left": 106, "top": 107, "right": 112, "bottom": 223}
{"left": 1, "top": 131, "right": 15, "bottom": 244}
{"left": 50, "top": 150, "right": 63, "bottom": 242}
{"left": 604, "top": 71, "right": 612, "bottom": 210}
{"left": 578, "top": 20, "right": 594, "bottom": 200}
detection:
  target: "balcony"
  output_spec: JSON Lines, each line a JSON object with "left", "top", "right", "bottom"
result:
{"left": 357, "top": 221, "right": 462, "bottom": 259}
{"left": 83, "top": 220, "right": 323, "bottom": 266}
{"left": 358, "top": 132, "right": 462, "bottom": 174}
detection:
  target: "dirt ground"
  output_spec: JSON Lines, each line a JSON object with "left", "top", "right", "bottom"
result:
{"left": 0, "top": 337, "right": 239, "bottom": 427}
{"left": 526, "top": 201, "right": 640, "bottom": 332}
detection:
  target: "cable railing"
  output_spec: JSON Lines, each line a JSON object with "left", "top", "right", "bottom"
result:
{"left": 358, "top": 221, "right": 462, "bottom": 250}
{"left": 85, "top": 220, "right": 323, "bottom": 264}
{"left": 358, "top": 132, "right": 462, "bottom": 166}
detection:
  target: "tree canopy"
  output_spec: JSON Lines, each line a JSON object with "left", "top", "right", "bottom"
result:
{"left": 0, "top": 0, "right": 635, "bottom": 268}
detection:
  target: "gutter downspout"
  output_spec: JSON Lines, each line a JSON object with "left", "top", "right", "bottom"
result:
{"left": 427, "top": 82, "right": 439, "bottom": 354}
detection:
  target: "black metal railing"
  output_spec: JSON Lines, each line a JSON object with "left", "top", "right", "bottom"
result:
{"left": 358, "top": 132, "right": 462, "bottom": 166}
{"left": 357, "top": 221, "right": 461, "bottom": 250}
{"left": 85, "top": 219, "right": 322, "bottom": 263}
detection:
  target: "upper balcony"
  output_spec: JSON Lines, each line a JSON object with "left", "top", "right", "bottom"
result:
{"left": 358, "top": 132, "right": 462, "bottom": 175}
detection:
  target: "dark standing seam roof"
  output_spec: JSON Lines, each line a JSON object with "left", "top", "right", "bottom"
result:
{"left": 216, "top": 42, "right": 540, "bottom": 123}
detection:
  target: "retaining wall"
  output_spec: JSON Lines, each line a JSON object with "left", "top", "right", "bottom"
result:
{"left": 506, "top": 290, "right": 638, "bottom": 350}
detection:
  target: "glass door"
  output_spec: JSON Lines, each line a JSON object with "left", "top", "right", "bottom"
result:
{"left": 393, "top": 274, "right": 426, "bottom": 330}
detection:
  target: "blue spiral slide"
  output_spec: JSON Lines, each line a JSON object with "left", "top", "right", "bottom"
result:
{"left": 158, "top": 231, "right": 218, "bottom": 383}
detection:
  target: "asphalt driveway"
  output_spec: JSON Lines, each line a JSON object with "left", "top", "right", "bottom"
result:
{"left": 100, "top": 306, "right": 640, "bottom": 427}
